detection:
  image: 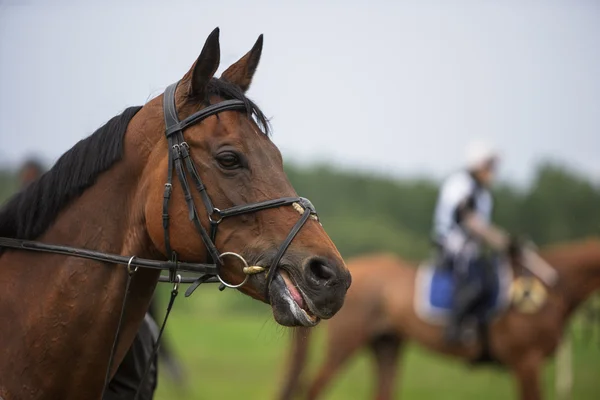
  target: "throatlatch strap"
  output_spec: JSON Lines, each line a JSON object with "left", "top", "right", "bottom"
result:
{"left": 185, "top": 274, "right": 217, "bottom": 297}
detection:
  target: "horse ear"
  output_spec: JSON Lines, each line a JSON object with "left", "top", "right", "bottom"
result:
{"left": 220, "top": 34, "right": 263, "bottom": 92}
{"left": 183, "top": 27, "right": 221, "bottom": 97}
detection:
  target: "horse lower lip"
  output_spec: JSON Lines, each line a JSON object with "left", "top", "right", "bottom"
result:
{"left": 270, "top": 273, "right": 319, "bottom": 327}
{"left": 280, "top": 271, "right": 306, "bottom": 310}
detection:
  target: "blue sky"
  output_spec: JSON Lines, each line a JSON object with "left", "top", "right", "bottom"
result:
{"left": 1, "top": 0, "right": 598, "bottom": 184}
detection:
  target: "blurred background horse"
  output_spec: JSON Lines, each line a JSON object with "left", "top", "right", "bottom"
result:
{"left": 279, "top": 238, "right": 600, "bottom": 400}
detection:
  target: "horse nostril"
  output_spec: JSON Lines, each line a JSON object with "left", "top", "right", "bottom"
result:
{"left": 307, "top": 257, "right": 336, "bottom": 284}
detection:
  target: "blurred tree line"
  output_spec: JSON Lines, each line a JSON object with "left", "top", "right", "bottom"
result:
{"left": 1, "top": 161, "right": 598, "bottom": 262}
{"left": 285, "top": 161, "right": 600, "bottom": 261}
{"left": 0, "top": 170, "right": 17, "bottom": 203}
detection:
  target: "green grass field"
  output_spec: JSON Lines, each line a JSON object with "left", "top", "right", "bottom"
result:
{"left": 153, "top": 287, "right": 600, "bottom": 400}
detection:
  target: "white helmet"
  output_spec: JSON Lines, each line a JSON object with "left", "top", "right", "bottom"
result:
{"left": 465, "top": 140, "right": 499, "bottom": 170}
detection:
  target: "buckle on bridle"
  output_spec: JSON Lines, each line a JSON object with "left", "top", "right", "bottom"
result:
{"left": 208, "top": 208, "right": 223, "bottom": 224}
{"left": 298, "top": 197, "right": 316, "bottom": 212}
{"left": 127, "top": 256, "right": 138, "bottom": 275}
{"left": 163, "top": 183, "right": 172, "bottom": 197}
{"left": 172, "top": 273, "right": 181, "bottom": 292}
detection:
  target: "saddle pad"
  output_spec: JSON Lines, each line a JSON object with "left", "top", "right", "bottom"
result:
{"left": 414, "top": 261, "right": 512, "bottom": 326}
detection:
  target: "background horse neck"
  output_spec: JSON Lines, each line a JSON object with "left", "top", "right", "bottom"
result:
{"left": 543, "top": 238, "right": 600, "bottom": 312}
{"left": 0, "top": 108, "right": 161, "bottom": 400}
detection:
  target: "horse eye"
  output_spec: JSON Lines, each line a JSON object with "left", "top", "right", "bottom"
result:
{"left": 216, "top": 152, "right": 241, "bottom": 169}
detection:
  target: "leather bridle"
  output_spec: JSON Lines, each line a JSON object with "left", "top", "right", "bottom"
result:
{"left": 0, "top": 80, "right": 320, "bottom": 397}
{"left": 160, "top": 81, "right": 318, "bottom": 292}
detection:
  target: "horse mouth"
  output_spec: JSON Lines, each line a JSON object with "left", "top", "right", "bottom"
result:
{"left": 270, "top": 270, "right": 320, "bottom": 327}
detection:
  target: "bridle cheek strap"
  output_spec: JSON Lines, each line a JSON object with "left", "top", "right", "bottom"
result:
{"left": 266, "top": 200, "right": 316, "bottom": 298}
{"left": 161, "top": 83, "right": 239, "bottom": 273}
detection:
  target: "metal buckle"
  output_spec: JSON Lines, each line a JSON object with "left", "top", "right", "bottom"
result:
{"left": 173, "top": 274, "right": 181, "bottom": 292}
{"left": 127, "top": 256, "right": 138, "bottom": 275}
{"left": 217, "top": 252, "right": 250, "bottom": 288}
{"left": 163, "top": 183, "right": 172, "bottom": 196}
{"left": 208, "top": 208, "right": 223, "bottom": 224}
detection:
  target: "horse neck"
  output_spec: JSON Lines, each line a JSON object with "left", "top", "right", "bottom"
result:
{"left": 0, "top": 107, "right": 163, "bottom": 397}
{"left": 58, "top": 106, "right": 165, "bottom": 378}
{"left": 546, "top": 240, "right": 600, "bottom": 311}
{"left": 43, "top": 115, "right": 157, "bottom": 261}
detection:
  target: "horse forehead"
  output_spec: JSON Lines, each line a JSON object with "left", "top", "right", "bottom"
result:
{"left": 176, "top": 109, "right": 279, "bottom": 164}
{"left": 216, "top": 114, "right": 279, "bottom": 157}
{"left": 219, "top": 111, "right": 264, "bottom": 137}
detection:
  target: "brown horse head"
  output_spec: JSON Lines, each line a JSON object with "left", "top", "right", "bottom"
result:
{"left": 0, "top": 28, "right": 351, "bottom": 399}
{"left": 140, "top": 28, "right": 351, "bottom": 326}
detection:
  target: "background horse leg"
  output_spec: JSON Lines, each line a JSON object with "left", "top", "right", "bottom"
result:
{"left": 512, "top": 353, "right": 543, "bottom": 400}
{"left": 555, "top": 336, "right": 573, "bottom": 400}
{"left": 369, "top": 333, "right": 402, "bottom": 400}
{"left": 278, "top": 327, "right": 312, "bottom": 400}
{"left": 307, "top": 332, "right": 364, "bottom": 400}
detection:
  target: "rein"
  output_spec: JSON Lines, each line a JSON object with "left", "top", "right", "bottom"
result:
{"left": 0, "top": 79, "right": 319, "bottom": 398}
{"left": 0, "top": 237, "right": 217, "bottom": 275}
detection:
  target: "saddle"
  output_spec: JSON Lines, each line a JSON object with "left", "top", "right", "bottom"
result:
{"left": 414, "top": 257, "right": 513, "bottom": 326}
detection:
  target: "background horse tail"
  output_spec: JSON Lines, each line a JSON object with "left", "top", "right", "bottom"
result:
{"left": 278, "top": 327, "right": 313, "bottom": 400}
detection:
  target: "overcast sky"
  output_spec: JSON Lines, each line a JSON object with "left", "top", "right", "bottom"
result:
{"left": 1, "top": 0, "right": 598, "bottom": 184}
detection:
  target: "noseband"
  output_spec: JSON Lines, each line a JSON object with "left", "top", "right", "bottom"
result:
{"left": 161, "top": 81, "right": 318, "bottom": 294}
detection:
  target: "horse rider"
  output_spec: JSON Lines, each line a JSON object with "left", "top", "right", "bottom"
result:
{"left": 432, "top": 141, "right": 515, "bottom": 344}
{"left": 16, "top": 158, "right": 159, "bottom": 399}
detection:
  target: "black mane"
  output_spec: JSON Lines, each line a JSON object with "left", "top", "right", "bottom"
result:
{"left": 0, "top": 106, "right": 142, "bottom": 240}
